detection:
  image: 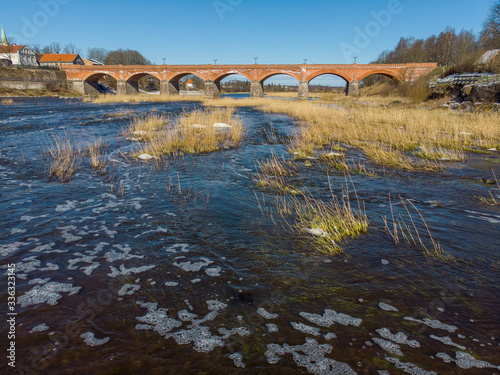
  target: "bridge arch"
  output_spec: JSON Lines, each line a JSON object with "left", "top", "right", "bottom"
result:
{"left": 306, "top": 70, "right": 351, "bottom": 83}
{"left": 257, "top": 71, "right": 302, "bottom": 83}
{"left": 168, "top": 72, "right": 209, "bottom": 82}
{"left": 213, "top": 71, "right": 253, "bottom": 84}
{"left": 82, "top": 72, "right": 120, "bottom": 83}
{"left": 125, "top": 72, "right": 162, "bottom": 82}
{"left": 82, "top": 72, "right": 120, "bottom": 95}
{"left": 356, "top": 69, "right": 403, "bottom": 82}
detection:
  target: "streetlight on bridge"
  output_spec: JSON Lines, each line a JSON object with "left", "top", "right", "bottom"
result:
{"left": 254, "top": 57, "right": 258, "bottom": 64}
{"left": 214, "top": 59, "right": 217, "bottom": 65}
{"left": 162, "top": 58, "right": 166, "bottom": 65}
{"left": 304, "top": 58, "right": 308, "bottom": 64}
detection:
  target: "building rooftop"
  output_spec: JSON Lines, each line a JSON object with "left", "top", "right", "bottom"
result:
{"left": 39, "top": 53, "right": 80, "bottom": 62}
{"left": 0, "top": 45, "right": 24, "bottom": 53}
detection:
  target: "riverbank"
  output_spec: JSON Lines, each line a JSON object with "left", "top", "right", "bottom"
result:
{"left": 0, "top": 66, "right": 82, "bottom": 97}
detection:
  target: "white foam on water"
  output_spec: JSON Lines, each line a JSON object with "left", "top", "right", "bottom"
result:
{"left": 10, "top": 228, "right": 27, "bottom": 235}
{"left": 205, "top": 267, "right": 222, "bottom": 277}
{"left": 191, "top": 278, "right": 202, "bottom": 284}
{"left": 436, "top": 352, "right": 500, "bottom": 370}
{"left": 55, "top": 201, "right": 77, "bottom": 212}
{"left": 291, "top": 322, "right": 321, "bottom": 336}
{"left": 378, "top": 371, "right": 390, "bottom": 375}
{"left": 169, "top": 325, "right": 225, "bottom": 353}
{"left": 58, "top": 225, "right": 83, "bottom": 243}
{"left": 373, "top": 338, "right": 404, "bottom": 356}
{"left": 218, "top": 327, "right": 250, "bottom": 339}
{"left": 80, "top": 332, "right": 110, "bottom": 347}
{"left": 376, "top": 328, "right": 420, "bottom": 348}
{"left": 28, "top": 278, "right": 50, "bottom": 285}
{"left": 430, "top": 335, "right": 466, "bottom": 350}
{"left": 29, "top": 242, "right": 56, "bottom": 253}
{"left": 178, "top": 310, "right": 198, "bottom": 322}
{"left": 17, "top": 282, "right": 81, "bottom": 307}
{"left": 165, "top": 243, "right": 191, "bottom": 253}
{"left": 381, "top": 259, "right": 390, "bottom": 265}
{"left": 104, "top": 244, "right": 143, "bottom": 263}
{"left": 265, "top": 337, "right": 357, "bottom": 374}
{"left": 0, "top": 241, "right": 28, "bottom": 257}
{"left": 379, "top": 303, "right": 398, "bottom": 312}
{"left": 21, "top": 214, "right": 48, "bottom": 222}
{"left": 404, "top": 317, "right": 457, "bottom": 333}
{"left": 385, "top": 357, "right": 437, "bottom": 375}
{"left": 118, "top": 284, "right": 141, "bottom": 296}
{"left": 324, "top": 332, "right": 337, "bottom": 341}
{"left": 165, "top": 282, "right": 179, "bottom": 287}
{"left": 257, "top": 308, "right": 279, "bottom": 319}
{"left": 300, "top": 309, "right": 362, "bottom": 327}
{"left": 229, "top": 352, "right": 245, "bottom": 368}
{"left": 68, "top": 254, "right": 100, "bottom": 275}
{"left": 29, "top": 323, "right": 49, "bottom": 333}
{"left": 266, "top": 323, "right": 279, "bottom": 333}
{"left": 174, "top": 258, "right": 213, "bottom": 272}
{"left": 108, "top": 264, "right": 155, "bottom": 277}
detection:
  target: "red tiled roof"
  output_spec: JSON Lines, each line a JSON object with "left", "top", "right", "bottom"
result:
{"left": 0, "top": 45, "right": 24, "bottom": 53}
{"left": 39, "top": 53, "right": 79, "bottom": 62}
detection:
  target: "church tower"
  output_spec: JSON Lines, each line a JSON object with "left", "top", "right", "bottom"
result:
{"left": 1, "top": 25, "right": 8, "bottom": 46}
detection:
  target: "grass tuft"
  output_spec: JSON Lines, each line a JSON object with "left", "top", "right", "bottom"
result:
{"left": 43, "top": 135, "right": 77, "bottom": 183}
{"left": 276, "top": 176, "right": 368, "bottom": 254}
{"left": 132, "top": 108, "right": 244, "bottom": 157}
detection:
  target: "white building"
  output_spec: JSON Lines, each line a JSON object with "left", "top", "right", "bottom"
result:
{"left": 0, "top": 26, "right": 38, "bottom": 66}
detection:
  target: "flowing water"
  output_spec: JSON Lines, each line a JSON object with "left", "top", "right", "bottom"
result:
{"left": 1, "top": 97, "right": 500, "bottom": 375}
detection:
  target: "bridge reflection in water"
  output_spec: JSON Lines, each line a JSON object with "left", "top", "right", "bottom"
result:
{"left": 62, "top": 63, "right": 437, "bottom": 99}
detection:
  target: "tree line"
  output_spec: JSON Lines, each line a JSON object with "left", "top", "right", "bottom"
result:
{"left": 373, "top": 0, "right": 500, "bottom": 68}
{"left": 27, "top": 43, "right": 151, "bottom": 65}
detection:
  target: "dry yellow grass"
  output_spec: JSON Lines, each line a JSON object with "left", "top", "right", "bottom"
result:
{"left": 276, "top": 177, "right": 368, "bottom": 254}
{"left": 125, "top": 114, "right": 169, "bottom": 141}
{"left": 1, "top": 98, "right": 14, "bottom": 105}
{"left": 43, "top": 135, "right": 77, "bottom": 183}
{"left": 383, "top": 195, "right": 447, "bottom": 258}
{"left": 254, "top": 152, "right": 301, "bottom": 194}
{"left": 254, "top": 100, "right": 500, "bottom": 170}
{"left": 87, "top": 138, "right": 107, "bottom": 170}
{"left": 134, "top": 108, "right": 244, "bottom": 157}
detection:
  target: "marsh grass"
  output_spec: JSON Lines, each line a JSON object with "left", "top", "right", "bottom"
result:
{"left": 255, "top": 100, "right": 500, "bottom": 171}
{"left": 254, "top": 152, "right": 301, "bottom": 194}
{"left": 383, "top": 195, "right": 447, "bottom": 258}
{"left": 358, "top": 143, "right": 443, "bottom": 171}
{"left": 325, "top": 157, "right": 378, "bottom": 177}
{"left": 478, "top": 170, "right": 500, "bottom": 206}
{"left": 135, "top": 108, "right": 243, "bottom": 157}
{"left": 1, "top": 98, "right": 14, "bottom": 105}
{"left": 276, "top": 176, "right": 368, "bottom": 254}
{"left": 87, "top": 138, "right": 107, "bottom": 170}
{"left": 413, "top": 146, "right": 466, "bottom": 162}
{"left": 126, "top": 114, "right": 169, "bottom": 141}
{"left": 42, "top": 135, "right": 78, "bottom": 183}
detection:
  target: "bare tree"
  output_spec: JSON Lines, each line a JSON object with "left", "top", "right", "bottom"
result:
{"left": 480, "top": 0, "right": 500, "bottom": 49}
{"left": 104, "top": 49, "right": 151, "bottom": 65}
{"left": 87, "top": 47, "right": 109, "bottom": 63}
{"left": 63, "top": 43, "right": 81, "bottom": 54}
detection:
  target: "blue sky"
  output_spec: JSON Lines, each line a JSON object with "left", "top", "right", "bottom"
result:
{"left": 2, "top": 0, "right": 494, "bottom": 85}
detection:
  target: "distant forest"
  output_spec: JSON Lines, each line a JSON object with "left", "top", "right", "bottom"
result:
{"left": 372, "top": 0, "right": 500, "bottom": 69}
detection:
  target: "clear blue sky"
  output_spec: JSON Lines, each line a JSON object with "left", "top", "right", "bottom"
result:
{"left": 2, "top": 0, "right": 494, "bottom": 85}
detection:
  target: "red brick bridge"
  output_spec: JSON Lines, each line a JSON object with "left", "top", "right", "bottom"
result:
{"left": 62, "top": 63, "right": 437, "bottom": 98}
